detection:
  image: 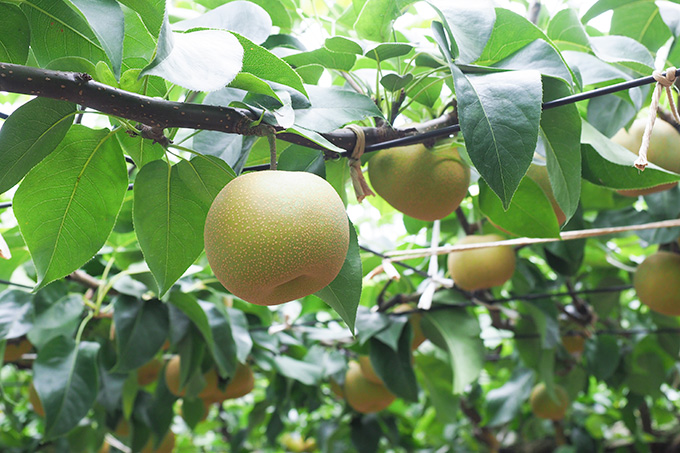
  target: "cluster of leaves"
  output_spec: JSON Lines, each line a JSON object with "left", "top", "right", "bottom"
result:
{"left": 2, "top": 0, "right": 680, "bottom": 452}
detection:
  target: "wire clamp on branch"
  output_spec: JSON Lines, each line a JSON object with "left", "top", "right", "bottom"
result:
{"left": 345, "top": 124, "right": 374, "bottom": 202}
{"left": 635, "top": 67, "right": 679, "bottom": 170}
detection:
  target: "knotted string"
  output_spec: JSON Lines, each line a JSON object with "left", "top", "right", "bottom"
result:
{"left": 345, "top": 124, "right": 375, "bottom": 202}
{"left": 635, "top": 68, "right": 680, "bottom": 170}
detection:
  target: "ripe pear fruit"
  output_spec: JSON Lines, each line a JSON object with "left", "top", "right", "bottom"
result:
{"left": 612, "top": 118, "right": 680, "bottom": 196}
{"left": 4, "top": 338, "right": 32, "bottom": 362}
{"left": 526, "top": 164, "right": 566, "bottom": 225}
{"left": 368, "top": 143, "right": 470, "bottom": 221}
{"left": 200, "top": 362, "right": 255, "bottom": 404}
{"left": 447, "top": 234, "right": 516, "bottom": 291}
{"left": 358, "top": 356, "right": 382, "bottom": 384}
{"left": 164, "top": 355, "right": 185, "bottom": 397}
{"left": 529, "top": 382, "right": 569, "bottom": 420}
{"left": 634, "top": 251, "right": 680, "bottom": 316}
{"left": 204, "top": 170, "right": 349, "bottom": 306}
{"left": 343, "top": 361, "right": 395, "bottom": 414}
{"left": 137, "top": 358, "right": 163, "bottom": 386}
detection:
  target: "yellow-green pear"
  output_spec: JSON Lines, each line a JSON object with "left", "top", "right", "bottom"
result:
{"left": 634, "top": 251, "right": 680, "bottom": 316}
{"left": 368, "top": 143, "right": 470, "bottom": 221}
{"left": 204, "top": 170, "right": 349, "bottom": 306}
{"left": 447, "top": 234, "right": 516, "bottom": 291}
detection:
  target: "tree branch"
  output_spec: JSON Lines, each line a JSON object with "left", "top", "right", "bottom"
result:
{"left": 0, "top": 63, "right": 458, "bottom": 155}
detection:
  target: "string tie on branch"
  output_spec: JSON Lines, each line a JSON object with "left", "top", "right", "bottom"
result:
{"left": 635, "top": 67, "right": 680, "bottom": 170}
{"left": 345, "top": 124, "right": 375, "bottom": 202}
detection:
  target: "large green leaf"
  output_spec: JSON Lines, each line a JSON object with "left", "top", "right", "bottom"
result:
{"left": 168, "top": 292, "right": 236, "bottom": 378}
{"left": 479, "top": 178, "right": 560, "bottom": 238}
{"left": 415, "top": 353, "right": 459, "bottom": 423}
{"left": 113, "top": 296, "right": 169, "bottom": 372}
{"left": 315, "top": 223, "right": 361, "bottom": 333}
{"left": 0, "top": 98, "right": 76, "bottom": 195}
{"left": 485, "top": 367, "right": 534, "bottom": 427}
{"left": 421, "top": 308, "right": 484, "bottom": 394}
{"left": 33, "top": 337, "right": 100, "bottom": 439}
{"left": 0, "top": 4, "right": 30, "bottom": 64}
{"left": 14, "top": 126, "right": 127, "bottom": 289}
{"left": 368, "top": 330, "right": 418, "bottom": 402}
{"left": 493, "top": 40, "right": 573, "bottom": 86}
{"left": 283, "top": 48, "right": 356, "bottom": 71}
{"left": 451, "top": 67, "right": 542, "bottom": 208}
{"left": 133, "top": 158, "right": 233, "bottom": 296}
{"left": 546, "top": 8, "right": 590, "bottom": 53}
{"left": 294, "top": 85, "right": 384, "bottom": 133}
{"left": 540, "top": 77, "right": 581, "bottom": 220}
{"left": 66, "top": 0, "right": 124, "bottom": 78}
{"left": 581, "top": 121, "right": 680, "bottom": 190}
{"left": 21, "top": 0, "right": 107, "bottom": 70}
{"left": 475, "top": 8, "right": 546, "bottom": 65}
{"left": 118, "top": 0, "right": 165, "bottom": 38}
{"left": 28, "top": 293, "right": 83, "bottom": 349}
{"left": 354, "top": 0, "right": 410, "bottom": 42}
{"left": 232, "top": 33, "right": 307, "bottom": 98}
{"left": 0, "top": 290, "right": 33, "bottom": 340}
{"left": 428, "top": 0, "right": 496, "bottom": 63}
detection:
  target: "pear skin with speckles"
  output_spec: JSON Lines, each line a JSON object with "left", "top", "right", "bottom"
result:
{"left": 204, "top": 170, "right": 349, "bottom": 306}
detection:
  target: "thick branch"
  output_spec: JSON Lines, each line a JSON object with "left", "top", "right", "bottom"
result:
{"left": 0, "top": 63, "right": 457, "bottom": 155}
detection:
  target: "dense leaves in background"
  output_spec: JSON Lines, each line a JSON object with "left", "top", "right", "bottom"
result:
{"left": 1, "top": 0, "right": 680, "bottom": 452}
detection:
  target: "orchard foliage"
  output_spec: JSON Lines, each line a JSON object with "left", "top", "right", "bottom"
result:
{"left": 2, "top": 0, "right": 680, "bottom": 452}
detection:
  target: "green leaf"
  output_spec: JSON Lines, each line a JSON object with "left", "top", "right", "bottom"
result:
{"left": 134, "top": 158, "right": 233, "bottom": 296}
{"left": 380, "top": 73, "right": 413, "bottom": 92}
{"left": 0, "top": 4, "right": 30, "bottom": 64}
{"left": 581, "top": 121, "right": 680, "bottom": 190}
{"left": 485, "top": 367, "right": 534, "bottom": 427}
{"left": 14, "top": 126, "right": 127, "bottom": 289}
{"left": 0, "top": 98, "right": 76, "bottom": 195}
{"left": 540, "top": 77, "right": 582, "bottom": 220}
{"left": 168, "top": 292, "right": 236, "bottom": 378}
{"left": 294, "top": 85, "right": 384, "bottom": 133}
{"left": 66, "top": 0, "right": 124, "bottom": 78}
{"left": 273, "top": 355, "right": 323, "bottom": 385}
{"left": 451, "top": 68, "right": 542, "bottom": 208}
{"left": 277, "top": 146, "right": 325, "bottom": 177}
{"left": 315, "top": 223, "right": 361, "bottom": 333}
{"left": 28, "top": 294, "right": 83, "bottom": 349}
{"left": 113, "top": 296, "right": 169, "bottom": 372}
{"left": 369, "top": 331, "right": 418, "bottom": 402}
{"left": 415, "top": 353, "right": 459, "bottom": 423}
{"left": 543, "top": 210, "right": 585, "bottom": 276}
{"left": 428, "top": 0, "right": 496, "bottom": 63}
{"left": 233, "top": 32, "right": 307, "bottom": 98}
{"left": 479, "top": 178, "right": 560, "bottom": 238}
{"left": 492, "top": 40, "right": 573, "bottom": 86}
{"left": 0, "top": 290, "right": 33, "bottom": 340}
{"left": 364, "top": 43, "right": 414, "bottom": 61}
{"left": 174, "top": 1, "right": 272, "bottom": 44}
{"left": 406, "top": 76, "right": 444, "bottom": 108}
{"left": 524, "top": 300, "right": 560, "bottom": 349}
{"left": 284, "top": 48, "right": 356, "bottom": 71}
{"left": 229, "top": 73, "right": 282, "bottom": 103}
{"left": 198, "top": 300, "right": 237, "bottom": 378}
{"left": 609, "top": 1, "right": 672, "bottom": 52}
{"left": 354, "top": 0, "right": 409, "bottom": 42}
{"left": 227, "top": 308, "right": 252, "bottom": 364}
{"left": 546, "top": 8, "right": 590, "bottom": 53}
{"left": 475, "top": 8, "right": 546, "bottom": 65}
{"left": 34, "top": 337, "right": 100, "bottom": 439}
{"left": 585, "top": 335, "right": 620, "bottom": 381}
{"left": 116, "top": 130, "right": 165, "bottom": 169}
{"left": 21, "top": 0, "right": 107, "bottom": 70}
{"left": 142, "top": 27, "right": 243, "bottom": 92}
{"left": 118, "top": 0, "right": 165, "bottom": 38}
{"left": 325, "top": 36, "right": 363, "bottom": 55}
{"left": 421, "top": 308, "right": 484, "bottom": 394}
{"left": 590, "top": 36, "right": 654, "bottom": 75}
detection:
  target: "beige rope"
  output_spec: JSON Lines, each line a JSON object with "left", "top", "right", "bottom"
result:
{"left": 345, "top": 124, "right": 375, "bottom": 202}
{"left": 635, "top": 68, "right": 679, "bottom": 170}
{"left": 384, "top": 218, "right": 680, "bottom": 261}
